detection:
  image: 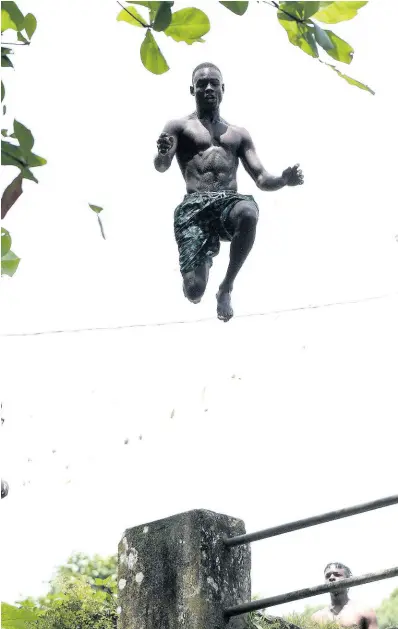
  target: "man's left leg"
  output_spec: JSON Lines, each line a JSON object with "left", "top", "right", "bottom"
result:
{"left": 217, "top": 200, "right": 258, "bottom": 322}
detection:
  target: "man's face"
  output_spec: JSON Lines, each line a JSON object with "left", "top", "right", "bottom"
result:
{"left": 324, "top": 565, "right": 349, "bottom": 593}
{"left": 191, "top": 67, "right": 224, "bottom": 109}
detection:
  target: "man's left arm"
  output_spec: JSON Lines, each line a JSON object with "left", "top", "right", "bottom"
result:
{"left": 238, "top": 128, "right": 304, "bottom": 191}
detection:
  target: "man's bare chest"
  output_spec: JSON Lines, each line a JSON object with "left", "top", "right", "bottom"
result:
{"left": 324, "top": 606, "right": 364, "bottom": 627}
{"left": 178, "top": 120, "right": 241, "bottom": 156}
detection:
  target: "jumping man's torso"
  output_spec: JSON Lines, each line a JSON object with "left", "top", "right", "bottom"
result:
{"left": 175, "top": 114, "right": 243, "bottom": 193}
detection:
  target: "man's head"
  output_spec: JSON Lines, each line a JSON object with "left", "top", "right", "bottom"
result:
{"left": 324, "top": 562, "right": 352, "bottom": 595}
{"left": 190, "top": 62, "right": 224, "bottom": 110}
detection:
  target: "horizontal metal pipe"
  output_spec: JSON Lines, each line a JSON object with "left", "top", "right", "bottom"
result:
{"left": 224, "top": 495, "right": 398, "bottom": 548}
{"left": 224, "top": 567, "right": 398, "bottom": 618}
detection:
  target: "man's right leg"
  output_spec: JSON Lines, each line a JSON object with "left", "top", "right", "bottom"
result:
{"left": 182, "top": 262, "right": 210, "bottom": 304}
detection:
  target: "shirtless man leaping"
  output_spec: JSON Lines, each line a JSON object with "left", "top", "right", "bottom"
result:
{"left": 154, "top": 62, "right": 304, "bottom": 322}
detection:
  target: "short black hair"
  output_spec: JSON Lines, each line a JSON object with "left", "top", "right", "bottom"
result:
{"left": 324, "top": 562, "right": 352, "bottom": 578}
{"left": 192, "top": 62, "right": 222, "bottom": 84}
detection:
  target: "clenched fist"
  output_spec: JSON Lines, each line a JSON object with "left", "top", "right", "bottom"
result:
{"left": 157, "top": 132, "right": 174, "bottom": 155}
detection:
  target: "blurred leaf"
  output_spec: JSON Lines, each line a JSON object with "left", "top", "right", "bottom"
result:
{"left": 21, "top": 167, "right": 38, "bottom": 183}
{"left": 1, "top": 80, "right": 4, "bottom": 101}
{"left": 24, "top": 13, "right": 37, "bottom": 38}
{"left": 164, "top": 8, "right": 210, "bottom": 44}
{"left": 322, "top": 29, "right": 354, "bottom": 63}
{"left": 128, "top": 0, "right": 158, "bottom": 23}
{"left": 278, "top": 13, "right": 318, "bottom": 57}
{"left": 279, "top": 1, "right": 320, "bottom": 20}
{"left": 17, "top": 31, "right": 29, "bottom": 43}
{"left": 2, "top": 47, "right": 14, "bottom": 68}
{"left": 1, "top": 140, "right": 26, "bottom": 167}
{"left": 313, "top": 1, "right": 367, "bottom": 23}
{"left": 1, "top": 227, "right": 12, "bottom": 257}
{"left": 219, "top": 2, "right": 249, "bottom": 16}
{"left": 89, "top": 203, "right": 103, "bottom": 214}
{"left": 140, "top": 30, "right": 169, "bottom": 74}
{"left": 1, "top": 603, "right": 38, "bottom": 627}
{"left": 1, "top": 1, "right": 25, "bottom": 31}
{"left": 25, "top": 151, "right": 46, "bottom": 167}
{"left": 1, "top": 249, "right": 20, "bottom": 276}
{"left": 13, "top": 119, "right": 34, "bottom": 154}
{"left": 152, "top": 2, "right": 172, "bottom": 31}
{"left": 1, "top": 173, "right": 23, "bottom": 219}
{"left": 117, "top": 5, "right": 147, "bottom": 27}
{"left": 2, "top": 8, "right": 17, "bottom": 32}
{"left": 313, "top": 23, "right": 334, "bottom": 50}
{"left": 322, "top": 61, "right": 374, "bottom": 94}
{"left": 97, "top": 215, "right": 106, "bottom": 240}
{"left": 2, "top": 129, "right": 8, "bottom": 137}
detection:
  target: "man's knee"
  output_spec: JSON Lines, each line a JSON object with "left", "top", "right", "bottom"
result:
{"left": 235, "top": 202, "right": 259, "bottom": 229}
{"left": 183, "top": 276, "right": 206, "bottom": 303}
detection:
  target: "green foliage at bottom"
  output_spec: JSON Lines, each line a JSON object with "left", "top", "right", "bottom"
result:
{"left": 377, "top": 588, "right": 398, "bottom": 629}
{"left": 19, "top": 579, "right": 117, "bottom": 629}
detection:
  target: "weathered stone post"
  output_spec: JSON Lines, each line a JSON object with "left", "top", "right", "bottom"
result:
{"left": 117, "top": 509, "right": 251, "bottom": 629}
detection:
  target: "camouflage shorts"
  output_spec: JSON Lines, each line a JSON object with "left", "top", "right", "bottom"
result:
{"left": 174, "top": 190, "right": 258, "bottom": 274}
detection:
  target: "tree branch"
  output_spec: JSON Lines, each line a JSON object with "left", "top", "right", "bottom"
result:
{"left": 116, "top": 1, "right": 149, "bottom": 28}
{"left": 263, "top": 0, "right": 306, "bottom": 24}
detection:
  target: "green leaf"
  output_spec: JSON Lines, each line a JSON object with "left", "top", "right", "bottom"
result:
{"left": 278, "top": 13, "right": 318, "bottom": 58}
{"left": 322, "top": 29, "right": 353, "bottom": 63}
{"left": 1, "top": 48, "right": 14, "bottom": 68}
{"left": 1, "top": 1, "right": 25, "bottom": 31}
{"left": 140, "top": 30, "right": 169, "bottom": 74}
{"left": 89, "top": 203, "right": 103, "bottom": 214}
{"left": 152, "top": 2, "right": 172, "bottom": 31}
{"left": 116, "top": 5, "right": 147, "bottom": 27}
{"left": 127, "top": 0, "right": 163, "bottom": 23}
{"left": 2, "top": 139, "right": 45, "bottom": 177}
{"left": 1, "top": 80, "right": 4, "bottom": 101}
{"left": 313, "top": 1, "right": 367, "bottom": 23}
{"left": 313, "top": 23, "right": 334, "bottom": 50}
{"left": 24, "top": 13, "right": 37, "bottom": 38}
{"left": 1, "top": 227, "right": 12, "bottom": 257}
{"left": 279, "top": 1, "right": 320, "bottom": 20}
{"left": 2, "top": 8, "right": 18, "bottom": 31}
{"left": 1, "top": 140, "right": 26, "bottom": 167}
{"left": 1, "top": 129, "right": 8, "bottom": 137}
{"left": 164, "top": 8, "right": 210, "bottom": 44}
{"left": 322, "top": 61, "right": 375, "bottom": 94}
{"left": 25, "top": 151, "right": 46, "bottom": 167}
{"left": 1, "top": 249, "right": 20, "bottom": 277}
{"left": 1, "top": 173, "right": 23, "bottom": 219}
{"left": 219, "top": 2, "right": 249, "bottom": 16}
{"left": 13, "top": 119, "right": 34, "bottom": 154}
{"left": 22, "top": 167, "right": 38, "bottom": 182}
{"left": 17, "top": 30, "right": 29, "bottom": 43}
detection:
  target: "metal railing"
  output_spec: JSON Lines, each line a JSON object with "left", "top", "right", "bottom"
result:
{"left": 225, "top": 567, "right": 398, "bottom": 618}
{"left": 224, "top": 495, "right": 398, "bottom": 548}
{"left": 223, "top": 494, "right": 398, "bottom": 618}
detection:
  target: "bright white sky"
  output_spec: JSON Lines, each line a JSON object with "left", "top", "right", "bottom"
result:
{"left": 1, "top": 0, "right": 397, "bottom": 616}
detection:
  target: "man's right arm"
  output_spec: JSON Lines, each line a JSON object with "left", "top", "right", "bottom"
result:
{"left": 154, "top": 120, "right": 180, "bottom": 173}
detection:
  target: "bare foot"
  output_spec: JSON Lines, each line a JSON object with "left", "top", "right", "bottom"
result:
{"left": 216, "top": 290, "right": 233, "bottom": 322}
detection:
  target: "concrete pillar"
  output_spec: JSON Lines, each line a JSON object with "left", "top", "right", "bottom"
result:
{"left": 117, "top": 509, "right": 251, "bottom": 629}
